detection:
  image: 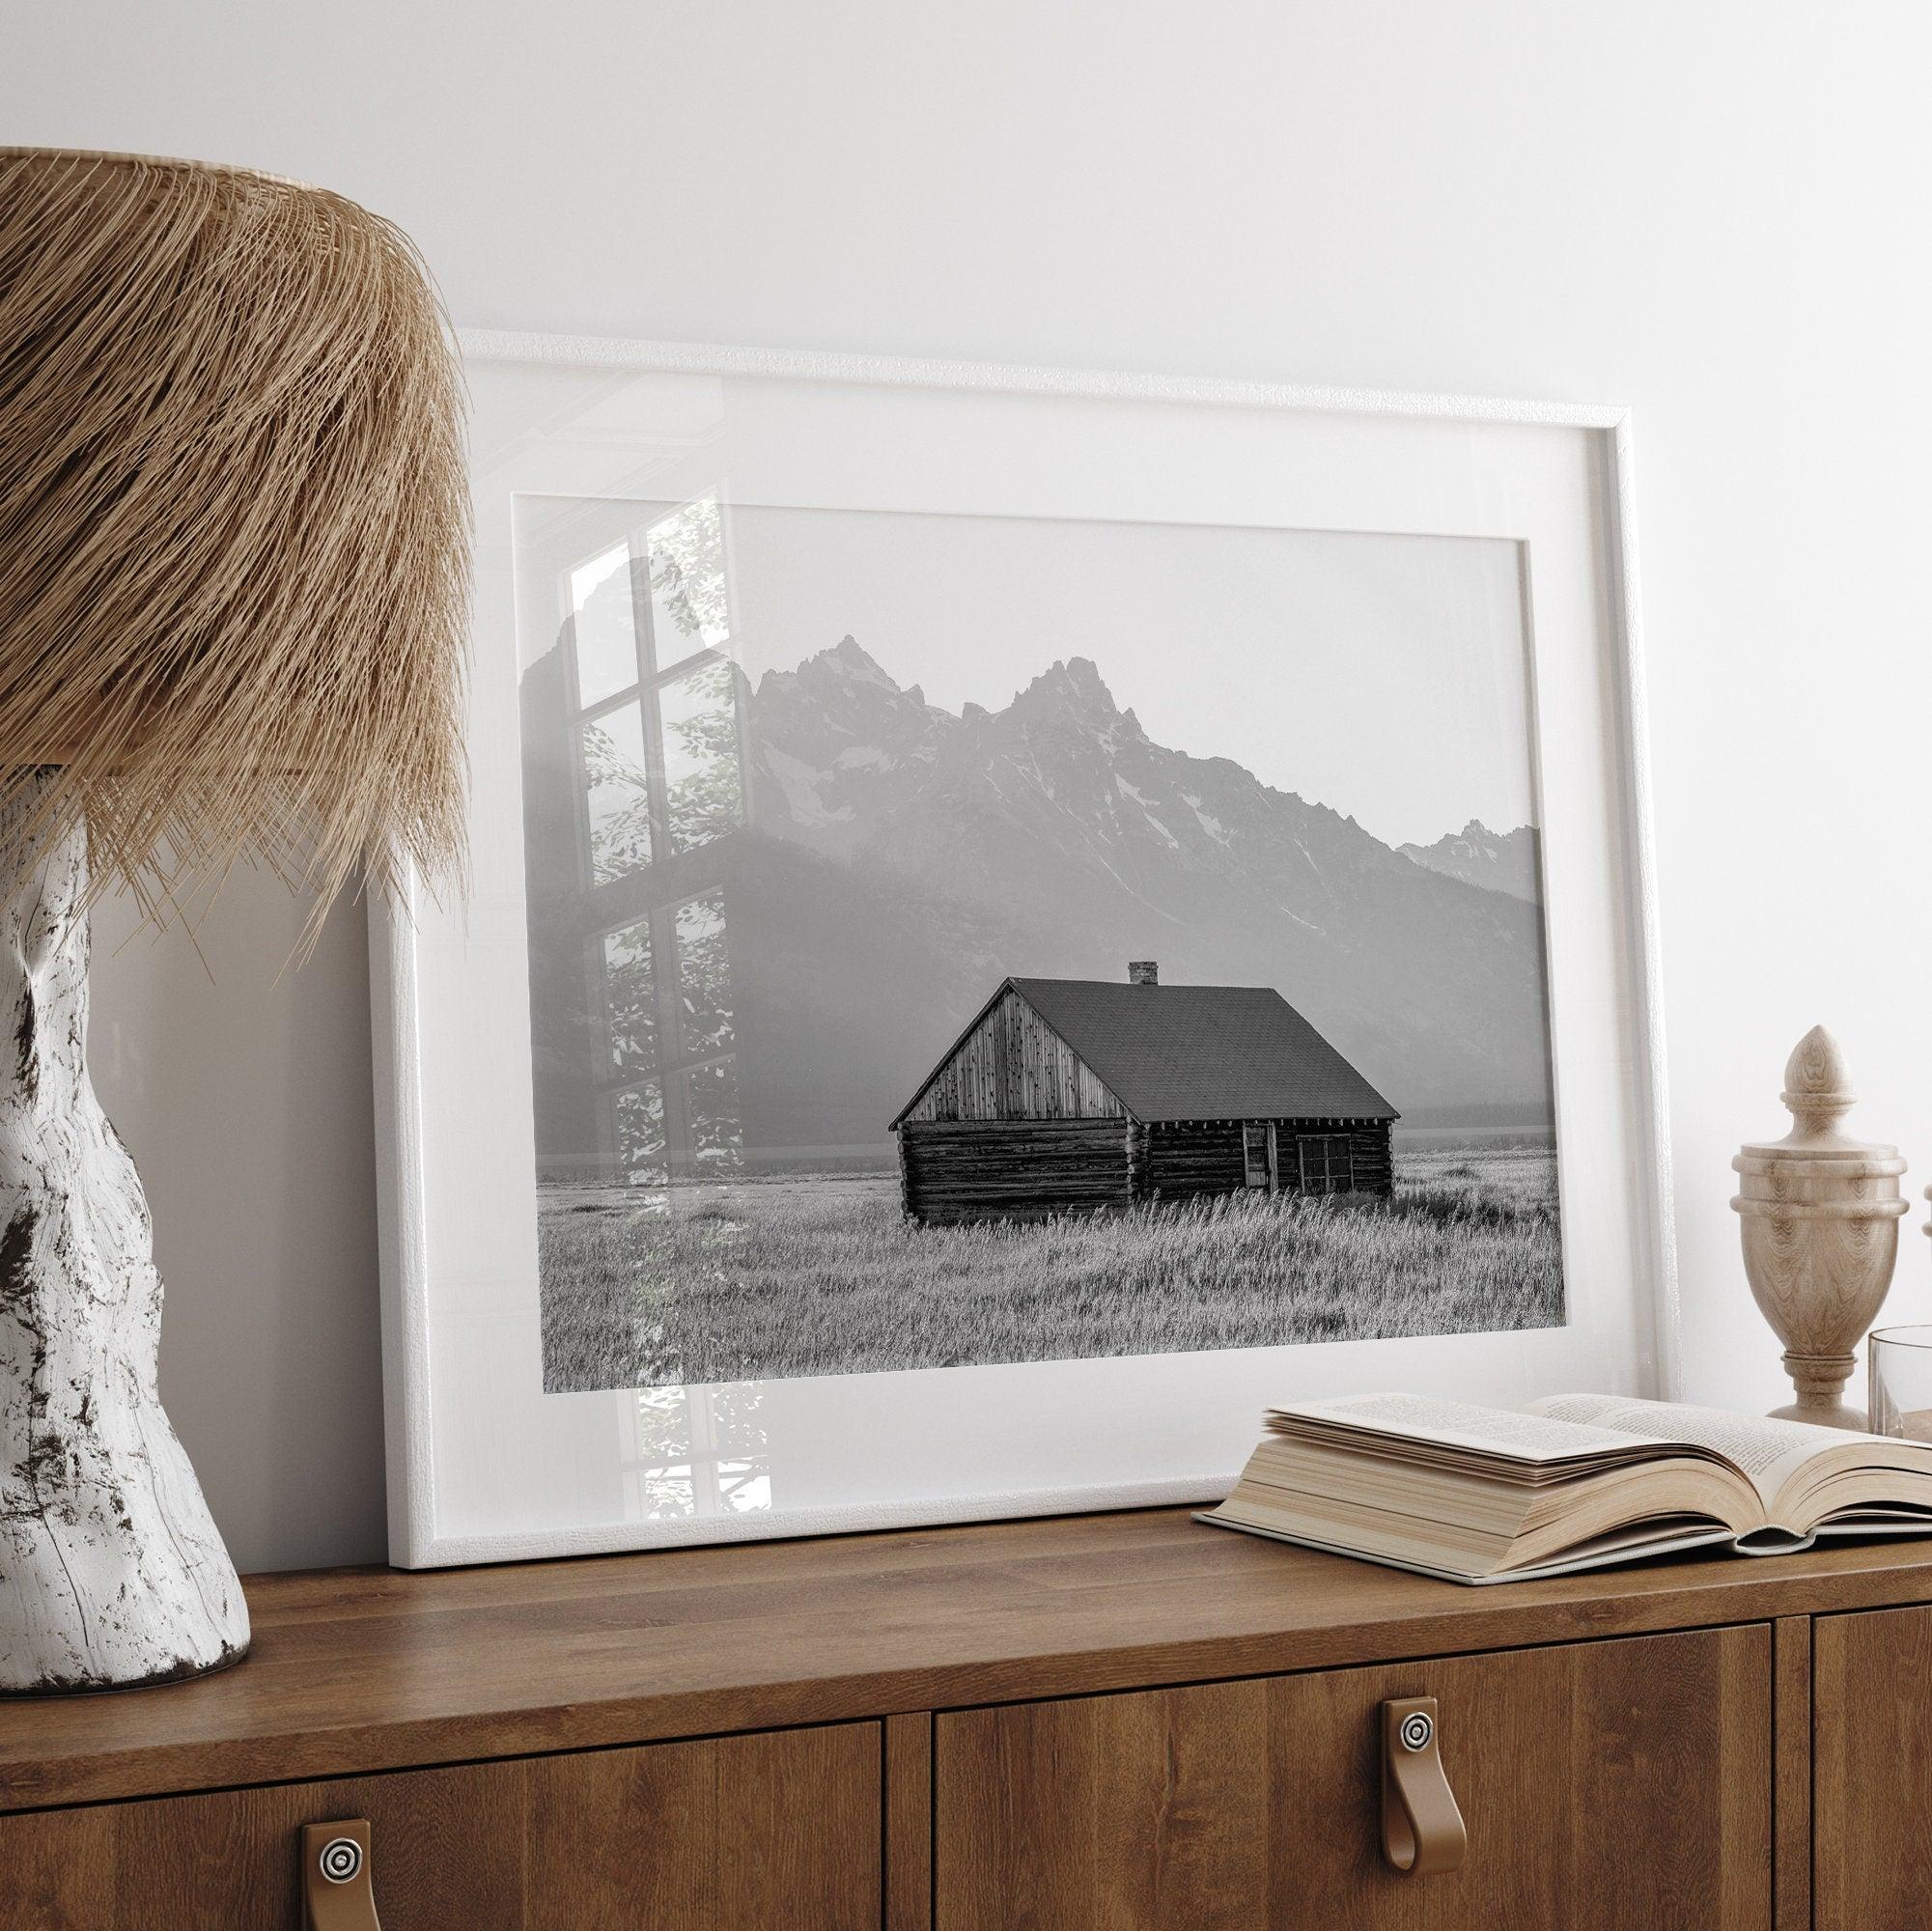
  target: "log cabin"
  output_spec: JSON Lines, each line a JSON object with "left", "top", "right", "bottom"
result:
{"left": 890, "top": 963, "right": 1398, "bottom": 1224}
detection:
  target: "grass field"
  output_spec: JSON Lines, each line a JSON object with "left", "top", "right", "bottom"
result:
{"left": 539, "top": 1145, "right": 1561, "bottom": 1392}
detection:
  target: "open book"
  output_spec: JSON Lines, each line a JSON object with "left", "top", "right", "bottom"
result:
{"left": 1197, "top": 1392, "right": 1932, "bottom": 1583}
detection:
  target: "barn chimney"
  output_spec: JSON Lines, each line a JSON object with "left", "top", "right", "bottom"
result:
{"left": 1128, "top": 961, "right": 1158, "bottom": 986}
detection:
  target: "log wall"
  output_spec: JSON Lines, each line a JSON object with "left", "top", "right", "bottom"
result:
{"left": 1338, "top": 1123, "right": 1394, "bottom": 1196}
{"left": 1145, "top": 1120, "right": 1247, "bottom": 1198}
{"left": 898, "top": 1119, "right": 1131, "bottom": 1224}
{"left": 897, "top": 1104, "right": 1394, "bottom": 1224}
{"left": 1146, "top": 1120, "right": 1394, "bottom": 1200}
{"left": 900, "top": 990, "right": 1122, "bottom": 1124}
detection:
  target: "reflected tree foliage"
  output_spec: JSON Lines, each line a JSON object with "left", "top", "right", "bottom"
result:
{"left": 676, "top": 894, "right": 734, "bottom": 1057}
{"left": 682, "top": 1057, "right": 742, "bottom": 1168}
{"left": 661, "top": 658, "right": 743, "bottom": 853}
{"left": 630, "top": 1383, "right": 770, "bottom": 1518}
{"left": 602, "top": 919, "right": 656, "bottom": 1076}
{"left": 614, "top": 1079, "right": 668, "bottom": 1184}
{"left": 646, "top": 497, "right": 730, "bottom": 653}
{"left": 580, "top": 705, "right": 652, "bottom": 883}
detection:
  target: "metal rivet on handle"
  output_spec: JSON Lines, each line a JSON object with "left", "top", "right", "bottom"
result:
{"left": 319, "top": 1838, "right": 364, "bottom": 1885}
{"left": 1398, "top": 1710, "right": 1433, "bottom": 1752}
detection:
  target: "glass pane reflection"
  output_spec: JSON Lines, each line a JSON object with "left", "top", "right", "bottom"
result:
{"left": 580, "top": 703, "right": 652, "bottom": 884}
{"left": 602, "top": 919, "right": 656, "bottom": 1076}
{"left": 614, "top": 1080, "right": 667, "bottom": 1185}
{"left": 675, "top": 893, "right": 734, "bottom": 1056}
{"left": 645, "top": 497, "right": 730, "bottom": 660}
{"left": 682, "top": 1058, "right": 742, "bottom": 1170}
{"left": 624, "top": 1383, "right": 770, "bottom": 1520}
{"left": 660, "top": 658, "right": 742, "bottom": 853}
{"left": 569, "top": 544, "right": 638, "bottom": 707}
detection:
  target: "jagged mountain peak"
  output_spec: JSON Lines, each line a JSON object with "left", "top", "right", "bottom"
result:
{"left": 1399, "top": 820, "right": 1541, "bottom": 904}
{"left": 749, "top": 638, "right": 1526, "bottom": 914}
{"left": 760, "top": 633, "right": 904, "bottom": 696}
{"left": 1010, "top": 655, "right": 1122, "bottom": 724}
{"left": 823, "top": 634, "right": 899, "bottom": 686}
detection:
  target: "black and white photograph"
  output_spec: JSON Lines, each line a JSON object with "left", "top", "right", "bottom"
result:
{"left": 518, "top": 500, "right": 1560, "bottom": 1392}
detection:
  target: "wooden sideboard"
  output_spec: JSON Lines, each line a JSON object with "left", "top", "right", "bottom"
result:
{"left": 6, "top": 1506, "right": 1932, "bottom": 1927}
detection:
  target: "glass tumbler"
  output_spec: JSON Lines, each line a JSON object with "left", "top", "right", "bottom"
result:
{"left": 1866, "top": 1326, "right": 1932, "bottom": 1440}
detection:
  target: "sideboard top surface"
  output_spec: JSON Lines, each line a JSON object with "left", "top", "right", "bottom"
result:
{"left": 7, "top": 1506, "right": 1932, "bottom": 1812}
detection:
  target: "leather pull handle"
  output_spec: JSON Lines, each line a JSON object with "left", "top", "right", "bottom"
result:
{"left": 1380, "top": 1697, "right": 1467, "bottom": 1877}
{"left": 302, "top": 1820, "right": 382, "bottom": 1931}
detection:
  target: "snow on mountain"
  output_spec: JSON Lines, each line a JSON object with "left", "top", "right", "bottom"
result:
{"left": 1398, "top": 820, "right": 1542, "bottom": 904}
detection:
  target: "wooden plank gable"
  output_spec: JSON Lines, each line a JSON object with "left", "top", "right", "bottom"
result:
{"left": 898, "top": 986, "right": 1125, "bottom": 1125}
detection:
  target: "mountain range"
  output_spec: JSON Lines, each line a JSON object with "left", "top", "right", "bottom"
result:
{"left": 710, "top": 637, "right": 1554, "bottom": 1155}
{"left": 1398, "top": 820, "right": 1541, "bottom": 904}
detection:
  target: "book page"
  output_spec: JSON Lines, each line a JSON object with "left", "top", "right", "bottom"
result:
{"left": 1529, "top": 1394, "right": 1850, "bottom": 1506}
{"left": 1199, "top": 1509, "right": 1745, "bottom": 1586}
{"left": 1270, "top": 1392, "right": 1668, "bottom": 1463}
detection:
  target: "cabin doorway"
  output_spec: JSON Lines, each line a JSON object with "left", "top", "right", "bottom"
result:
{"left": 1242, "top": 1123, "right": 1277, "bottom": 1191}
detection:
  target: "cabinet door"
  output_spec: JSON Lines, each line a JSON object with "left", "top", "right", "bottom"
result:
{"left": 1814, "top": 1603, "right": 1932, "bottom": 1930}
{"left": 0, "top": 1721, "right": 880, "bottom": 1930}
{"left": 938, "top": 1626, "right": 1770, "bottom": 1930}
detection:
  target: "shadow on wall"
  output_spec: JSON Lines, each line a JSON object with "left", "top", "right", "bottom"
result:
{"left": 86, "top": 871, "right": 388, "bottom": 1573}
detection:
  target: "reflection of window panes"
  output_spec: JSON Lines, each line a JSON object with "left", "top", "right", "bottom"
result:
{"left": 614, "top": 1080, "right": 667, "bottom": 1184}
{"left": 628, "top": 1384, "right": 770, "bottom": 1520}
{"left": 634, "top": 1385, "right": 693, "bottom": 1465}
{"left": 570, "top": 545, "right": 639, "bottom": 708}
{"left": 645, "top": 498, "right": 729, "bottom": 661}
{"left": 660, "top": 659, "right": 742, "bottom": 854}
{"left": 675, "top": 894, "right": 733, "bottom": 1055}
{"left": 682, "top": 1056, "right": 742, "bottom": 1168}
{"left": 602, "top": 919, "right": 656, "bottom": 1075}
{"left": 581, "top": 703, "right": 652, "bottom": 884}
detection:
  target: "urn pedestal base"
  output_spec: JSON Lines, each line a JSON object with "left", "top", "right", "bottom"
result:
{"left": 1768, "top": 1400, "right": 1867, "bottom": 1432}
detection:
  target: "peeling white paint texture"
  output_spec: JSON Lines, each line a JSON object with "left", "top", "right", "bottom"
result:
{"left": 0, "top": 800, "right": 248, "bottom": 1691}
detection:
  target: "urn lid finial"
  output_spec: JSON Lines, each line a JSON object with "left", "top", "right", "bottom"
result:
{"left": 1781, "top": 1024, "right": 1855, "bottom": 1139}
{"left": 1741, "top": 1023, "right": 1893, "bottom": 1159}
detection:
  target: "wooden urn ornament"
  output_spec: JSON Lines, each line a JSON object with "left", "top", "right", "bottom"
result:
{"left": 0, "top": 150, "right": 468, "bottom": 1692}
{"left": 1731, "top": 1027, "right": 1907, "bottom": 1430}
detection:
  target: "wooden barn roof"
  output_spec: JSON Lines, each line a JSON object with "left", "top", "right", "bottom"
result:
{"left": 1000, "top": 977, "right": 1399, "bottom": 1125}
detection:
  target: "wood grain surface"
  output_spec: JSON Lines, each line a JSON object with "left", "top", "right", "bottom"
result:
{"left": 0, "top": 1721, "right": 879, "bottom": 1930}
{"left": 937, "top": 1624, "right": 1773, "bottom": 1929}
{"left": 6, "top": 1506, "right": 1932, "bottom": 1815}
{"left": 1814, "top": 1600, "right": 1932, "bottom": 1930}
{"left": 885, "top": 1711, "right": 934, "bottom": 1931}
{"left": 1773, "top": 1616, "right": 1812, "bottom": 1931}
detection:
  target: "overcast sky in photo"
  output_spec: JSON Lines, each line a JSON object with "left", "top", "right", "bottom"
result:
{"left": 639, "top": 504, "right": 1537, "bottom": 852}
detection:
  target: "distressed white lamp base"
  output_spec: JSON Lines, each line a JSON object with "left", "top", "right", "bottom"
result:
{"left": 0, "top": 812, "right": 249, "bottom": 1693}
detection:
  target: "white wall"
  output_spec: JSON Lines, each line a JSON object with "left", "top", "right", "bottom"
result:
{"left": 11, "top": 0, "right": 1932, "bottom": 1572}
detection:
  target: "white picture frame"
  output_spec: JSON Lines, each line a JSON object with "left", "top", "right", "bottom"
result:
{"left": 372, "top": 332, "right": 1675, "bottom": 1568}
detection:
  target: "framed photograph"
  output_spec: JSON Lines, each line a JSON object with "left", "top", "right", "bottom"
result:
{"left": 371, "top": 334, "right": 1675, "bottom": 1567}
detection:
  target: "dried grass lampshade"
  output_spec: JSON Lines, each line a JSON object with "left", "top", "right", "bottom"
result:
{"left": 0, "top": 149, "right": 469, "bottom": 1693}
{"left": 0, "top": 147, "right": 469, "bottom": 922}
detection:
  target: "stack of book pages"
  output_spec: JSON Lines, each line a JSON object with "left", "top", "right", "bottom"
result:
{"left": 1199, "top": 1391, "right": 1932, "bottom": 1582}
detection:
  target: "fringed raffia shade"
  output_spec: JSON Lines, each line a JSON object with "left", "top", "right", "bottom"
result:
{"left": 0, "top": 148, "right": 468, "bottom": 935}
